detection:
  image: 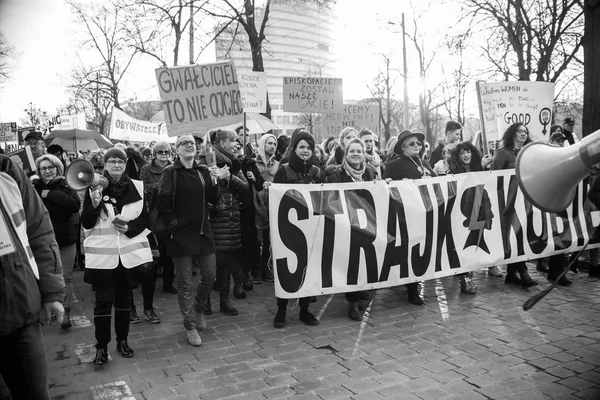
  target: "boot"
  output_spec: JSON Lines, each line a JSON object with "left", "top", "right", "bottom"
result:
{"left": 273, "top": 307, "right": 286, "bottom": 328}
{"left": 407, "top": 283, "right": 423, "bottom": 305}
{"left": 299, "top": 307, "right": 319, "bottom": 326}
{"left": 488, "top": 266, "right": 503, "bottom": 277}
{"left": 219, "top": 267, "right": 239, "bottom": 316}
{"left": 116, "top": 339, "right": 134, "bottom": 358}
{"left": 518, "top": 265, "right": 538, "bottom": 287}
{"left": 241, "top": 270, "right": 253, "bottom": 291}
{"left": 459, "top": 273, "right": 477, "bottom": 295}
{"left": 61, "top": 308, "right": 72, "bottom": 330}
{"left": 504, "top": 265, "right": 522, "bottom": 285}
{"left": 196, "top": 301, "right": 207, "bottom": 331}
{"left": 347, "top": 302, "right": 361, "bottom": 321}
{"left": 536, "top": 259, "right": 549, "bottom": 273}
{"left": 93, "top": 346, "right": 109, "bottom": 365}
{"left": 232, "top": 270, "right": 247, "bottom": 299}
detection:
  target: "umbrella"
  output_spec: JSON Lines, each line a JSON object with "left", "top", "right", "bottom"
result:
{"left": 221, "top": 113, "right": 278, "bottom": 134}
{"left": 44, "top": 129, "right": 113, "bottom": 152}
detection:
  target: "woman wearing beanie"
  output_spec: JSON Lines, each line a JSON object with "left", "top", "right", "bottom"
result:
{"left": 272, "top": 130, "right": 324, "bottom": 328}
{"left": 325, "top": 138, "right": 376, "bottom": 321}
{"left": 156, "top": 134, "right": 221, "bottom": 346}
{"left": 383, "top": 130, "right": 436, "bottom": 306}
{"left": 81, "top": 147, "right": 153, "bottom": 364}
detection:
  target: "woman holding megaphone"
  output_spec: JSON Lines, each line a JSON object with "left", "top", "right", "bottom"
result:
{"left": 491, "top": 123, "right": 538, "bottom": 288}
{"left": 80, "top": 147, "right": 153, "bottom": 365}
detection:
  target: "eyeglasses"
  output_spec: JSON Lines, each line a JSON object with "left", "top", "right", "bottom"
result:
{"left": 407, "top": 141, "right": 423, "bottom": 147}
{"left": 178, "top": 141, "right": 195, "bottom": 147}
{"left": 39, "top": 166, "right": 56, "bottom": 172}
{"left": 156, "top": 150, "right": 170, "bottom": 155}
{"left": 516, "top": 129, "right": 528, "bottom": 134}
{"left": 106, "top": 159, "right": 126, "bottom": 165}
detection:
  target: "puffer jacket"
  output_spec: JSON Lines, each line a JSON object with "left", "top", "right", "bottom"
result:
{"left": 208, "top": 149, "right": 249, "bottom": 252}
{"left": 0, "top": 155, "right": 65, "bottom": 336}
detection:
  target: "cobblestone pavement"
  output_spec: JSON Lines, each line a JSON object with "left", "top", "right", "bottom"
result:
{"left": 43, "top": 263, "right": 600, "bottom": 400}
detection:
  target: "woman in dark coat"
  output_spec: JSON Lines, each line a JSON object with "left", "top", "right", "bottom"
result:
{"left": 326, "top": 138, "right": 376, "bottom": 321}
{"left": 272, "top": 130, "right": 324, "bottom": 329}
{"left": 33, "top": 154, "right": 80, "bottom": 330}
{"left": 207, "top": 129, "right": 251, "bottom": 316}
{"left": 156, "top": 134, "right": 221, "bottom": 347}
{"left": 383, "top": 130, "right": 435, "bottom": 305}
{"left": 491, "top": 123, "right": 538, "bottom": 288}
{"left": 81, "top": 147, "right": 153, "bottom": 364}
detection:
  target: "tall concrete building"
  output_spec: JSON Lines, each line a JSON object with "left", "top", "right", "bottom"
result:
{"left": 215, "top": 0, "right": 337, "bottom": 138}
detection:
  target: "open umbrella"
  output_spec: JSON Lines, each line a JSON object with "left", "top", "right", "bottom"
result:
{"left": 44, "top": 129, "right": 113, "bottom": 152}
{"left": 220, "top": 113, "right": 278, "bottom": 134}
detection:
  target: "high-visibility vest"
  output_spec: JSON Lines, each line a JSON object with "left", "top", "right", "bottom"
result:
{"left": 83, "top": 179, "right": 152, "bottom": 269}
{"left": 0, "top": 171, "right": 39, "bottom": 279}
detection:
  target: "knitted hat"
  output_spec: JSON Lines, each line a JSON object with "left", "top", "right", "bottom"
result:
{"left": 290, "top": 129, "right": 315, "bottom": 152}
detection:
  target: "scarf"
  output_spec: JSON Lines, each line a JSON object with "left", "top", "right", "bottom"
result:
{"left": 342, "top": 160, "right": 366, "bottom": 182}
{"left": 288, "top": 151, "right": 316, "bottom": 174}
{"left": 103, "top": 171, "right": 129, "bottom": 198}
{"left": 213, "top": 142, "right": 241, "bottom": 174}
{"left": 365, "top": 150, "right": 381, "bottom": 168}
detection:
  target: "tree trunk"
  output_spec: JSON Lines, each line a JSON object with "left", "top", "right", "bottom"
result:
{"left": 583, "top": 0, "right": 600, "bottom": 137}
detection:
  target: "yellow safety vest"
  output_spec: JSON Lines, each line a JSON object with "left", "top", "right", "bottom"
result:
{"left": 0, "top": 171, "right": 39, "bottom": 279}
{"left": 83, "top": 179, "right": 152, "bottom": 269}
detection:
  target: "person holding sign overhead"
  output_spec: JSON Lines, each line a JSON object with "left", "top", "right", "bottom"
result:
{"left": 491, "top": 123, "right": 538, "bottom": 288}
{"left": 383, "top": 130, "right": 436, "bottom": 306}
{"left": 81, "top": 147, "right": 153, "bottom": 364}
{"left": 272, "top": 129, "right": 324, "bottom": 328}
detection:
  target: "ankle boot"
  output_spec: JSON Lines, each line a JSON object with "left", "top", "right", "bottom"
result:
{"left": 61, "top": 308, "right": 72, "bottom": 330}
{"left": 299, "top": 307, "right": 319, "bottom": 326}
{"left": 504, "top": 265, "right": 521, "bottom": 285}
{"left": 93, "top": 346, "right": 109, "bottom": 365}
{"left": 347, "top": 302, "right": 361, "bottom": 321}
{"left": 232, "top": 269, "right": 247, "bottom": 299}
{"left": 116, "top": 339, "right": 134, "bottom": 358}
{"left": 459, "top": 274, "right": 477, "bottom": 294}
{"left": 220, "top": 295, "right": 239, "bottom": 316}
{"left": 273, "top": 307, "right": 286, "bottom": 328}
{"left": 519, "top": 265, "right": 538, "bottom": 287}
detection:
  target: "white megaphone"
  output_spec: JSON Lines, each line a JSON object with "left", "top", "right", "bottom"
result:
{"left": 516, "top": 129, "right": 600, "bottom": 213}
{"left": 65, "top": 159, "right": 108, "bottom": 191}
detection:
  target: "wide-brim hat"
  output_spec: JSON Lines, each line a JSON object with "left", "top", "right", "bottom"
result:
{"left": 393, "top": 130, "right": 426, "bottom": 155}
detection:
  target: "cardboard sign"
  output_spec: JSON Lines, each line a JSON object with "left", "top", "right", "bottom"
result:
{"left": 477, "top": 81, "right": 555, "bottom": 142}
{"left": 323, "top": 103, "right": 379, "bottom": 136}
{"left": 58, "top": 114, "right": 86, "bottom": 130}
{"left": 239, "top": 71, "right": 267, "bottom": 113}
{"left": 282, "top": 76, "right": 343, "bottom": 113}
{"left": 109, "top": 107, "right": 166, "bottom": 143}
{"left": 155, "top": 61, "right": 244, "bottom": 136}
{"left": 7, "top": 146, "right": 36, "bottom": 176}
{"left": 0, "top": 122, "right": 18, "bottom": 142}
{"left": 269, "top": 170, "right": 598, "bottom": 298}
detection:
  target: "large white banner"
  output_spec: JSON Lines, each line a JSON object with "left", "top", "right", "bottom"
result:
{"left": 239, "top": 71, "right": 267, "bottom": 113}
{"left": 155, "top": 61, "right": 243, "bottom": 136}
{"left": 269, "top": 170, "right": 599, "bottom": 299}
{"left": 282, "top": 77, "right": 343, "bottom": 113}
{"left": 477, "top": 81, "right": 555, "bottom": 142}
{"left": 109, "top": 107, "right": 167, "bottom": 143}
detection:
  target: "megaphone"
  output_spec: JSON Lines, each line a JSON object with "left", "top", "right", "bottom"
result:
{"left": 65, "top": 159, "right": 108, "bottom": 191}
{"left": 516, "top": 129, "right": 600, "bottom": 213}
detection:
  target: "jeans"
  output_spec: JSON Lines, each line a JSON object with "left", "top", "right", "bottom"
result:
{"left": 0, "top": 324, "right": 49, "bottom": 400}
{"left": 59, "top": 243, "right": 76, "bottom": 309}
{"left": 173, "top": 254, "right": 216, "bottom": 330}
{"left": 131, "top": 263, "right": 157, "bottom": 312}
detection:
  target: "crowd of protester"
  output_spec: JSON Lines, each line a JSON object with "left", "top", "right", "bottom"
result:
{"left": 3, "top": 116, "right": 598, "bottom": 398}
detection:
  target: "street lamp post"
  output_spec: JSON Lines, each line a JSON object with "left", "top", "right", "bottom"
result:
{"left": 388, "top": 14, "right": 410, "bottom": 130}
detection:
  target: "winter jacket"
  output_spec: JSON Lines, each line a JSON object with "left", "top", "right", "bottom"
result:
{"left": 156, "top": 159, "right": 220, "bottom": 257}
{"left": 491, "top": 146, "right": 519, "bottom": 170}
{"left": 325, "top": 164, "right": 376, "bottom": 184}
{"left": 0, "top": 155, "right": 65, "bottom": 336}
{"left": 140, "top": 159, "right": 171, "bottom": 195}
{"left": 383, "top": 155, "right": 436, "bottom": 181}
{"left": 32, "top": 177, "right": 80, "bottom": 246}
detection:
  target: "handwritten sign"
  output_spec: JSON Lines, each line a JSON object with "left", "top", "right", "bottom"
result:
{"left": 323, "top": 103, "right": 379, "bottom": 136}
{"left": 0, "top": 122, "right": 18, "bottom": 142}
{"left": 477, "top": 81, "right": 555, "bottom": 142}
{"left": 58, "top": 114, "right": 86, "bottom": 130}
{"left": 109, "top": 107, "right": 166, "bottom": 143}
{"left": 282, "top": 76, "right": 343, "bottom": 113}
{"left": 239, "top": 71, "right": 267, "bottom": 113}
{"left": 155, "top": 61, "right": 244, "bottom": 136}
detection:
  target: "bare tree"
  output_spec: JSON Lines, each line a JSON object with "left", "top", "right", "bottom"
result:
{"left": 0, "top": 31, "right": 16, "bottom": 86}
{"left": 65, "top": 1, "right": 137, "bottom": 134}
{"left": 463, "top": 0, "right": 584, "bottom": 82}
{"left": 367, "top": 54, "right": 400, "bottom": 144}
{"left": 442, "top": 30, "right": 473, "bottom": 125}
{"left": 583, "top": 0, "right": 600, "bottom": 137}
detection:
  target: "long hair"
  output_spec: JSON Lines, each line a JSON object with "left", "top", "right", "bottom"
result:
{"left": 450, "top": 141, "right": 483, "bottom": 173}
{"left": 502, "top": 123, "right": 532, "bottom": 148}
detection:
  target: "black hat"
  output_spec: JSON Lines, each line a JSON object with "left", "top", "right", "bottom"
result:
{"left": 23, "top": 130, "right": 43, "bottom": 142}
{"left": 564, "top": 117, "right": 575, "bottom": 125}
{"left": 290, "top": 129, "right": 315, "bottom": 152}
{"left": 393, "top": 130, "right": 426, "bottom": 155}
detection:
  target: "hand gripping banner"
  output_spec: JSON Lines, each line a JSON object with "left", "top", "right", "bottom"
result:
{"left": 269, "top": 170, "right": 600, "bottom": 299}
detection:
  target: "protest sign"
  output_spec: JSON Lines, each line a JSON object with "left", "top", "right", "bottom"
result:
{"left": 269, "top": 170, "right": 599, "bottom": 299}
{"left": 239, "top": 71, "right": 267, "bottom": 113}
{"left": 58, "top": 114, "right": 86, "bottom": 130}
{"left": 36, "top": 115, "right": 61, "bottom": 137}
{"left": 155, "top": 61, "right": 243, "bottom": 136}
{"left": 477, "top": 81, "right": 555, "bottom": 142}
{"left": 8, "top": 146, "right": 36, "bottom": 176}
{"left": 282, "top": 76, "right": 343, "bottom": 113}
{"left": 0, "top": 122, "right": 18, "bottom": 142}
{"left": 109, "top": 107, "right": 166, "bottom": 143}
{"left": 323, "top": 103, "right": 379, "bottom": 136}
